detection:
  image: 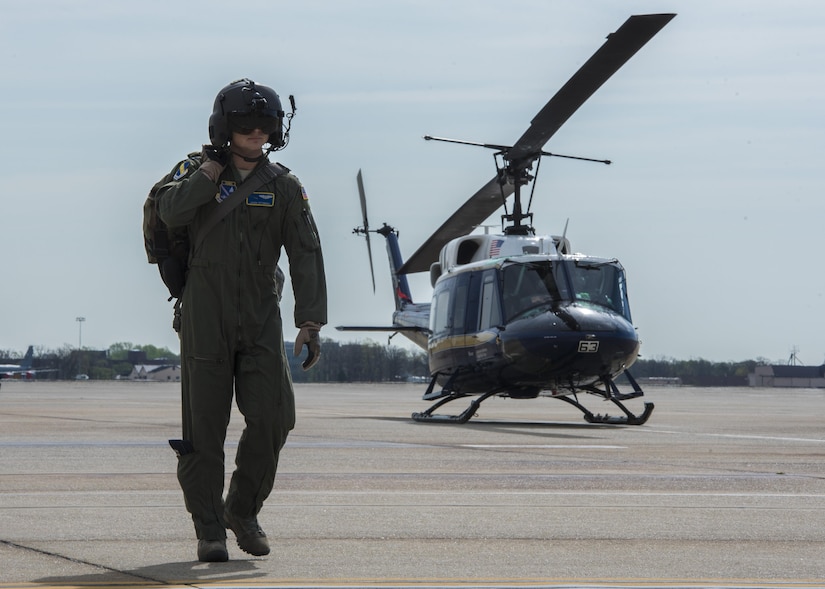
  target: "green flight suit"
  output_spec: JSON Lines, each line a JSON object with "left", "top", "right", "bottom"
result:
{"left": 156, "top": 156, "right": 327, "bottom": 540}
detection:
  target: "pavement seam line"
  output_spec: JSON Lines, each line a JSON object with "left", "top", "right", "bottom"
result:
{"left": 0, "top": 539, "right": 179, "bottom": 586}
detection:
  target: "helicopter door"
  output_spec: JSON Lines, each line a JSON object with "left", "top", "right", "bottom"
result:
{"left": 429, "top": 272, "right": 481, "bottom": 367}
{"left": 430, "top": 273, "right": 470, "bottom": 345}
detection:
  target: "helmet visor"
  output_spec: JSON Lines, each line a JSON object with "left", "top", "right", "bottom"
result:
{"left": 227, "top": 112, "right": 281, "bottom": 135}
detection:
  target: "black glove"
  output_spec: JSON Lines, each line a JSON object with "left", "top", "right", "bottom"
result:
{"left": 202, "top": 144, "right": 229, "bottom": 166}
{"left": 199, "top": 144, "right": 228, "bottom": 183}
{"left": 294, "top": 322, "right": 322, "bottom": 370}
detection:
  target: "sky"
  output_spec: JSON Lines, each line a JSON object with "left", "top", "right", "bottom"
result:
{"left": 1, "top": 0, "right": 823, "bottom": 365}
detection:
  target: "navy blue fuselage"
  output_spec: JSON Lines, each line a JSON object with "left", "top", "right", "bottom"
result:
{"left": 427, "top": 257, "right": 639, "bottom": 396}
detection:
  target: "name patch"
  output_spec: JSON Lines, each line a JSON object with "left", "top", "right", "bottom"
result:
{"left": 247, "top": 192, "right": 275, "bottom": 207}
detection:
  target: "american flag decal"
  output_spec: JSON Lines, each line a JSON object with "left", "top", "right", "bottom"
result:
{"left": 489, "top": 239, "right": 504, "bottom": 257}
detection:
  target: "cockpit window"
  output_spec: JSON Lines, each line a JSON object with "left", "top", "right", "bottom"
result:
{"left": 568, "top": 261, "right": 631, "bottom": 320}
{"left": 501, "top": 260, "right": 632, "bottom": 322}
{"left": 501, "top": 263, "right": 563, "bottom": 321}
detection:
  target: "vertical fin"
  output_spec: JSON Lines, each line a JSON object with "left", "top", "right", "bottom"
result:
{"left": 355, "top": 171, "right": 413, "bottom": 309}
{"left": 378, "top": 225, "right": 414, "bottom": 309}
{"left": 21, "top": 346, "right": 34, "bottom": 370}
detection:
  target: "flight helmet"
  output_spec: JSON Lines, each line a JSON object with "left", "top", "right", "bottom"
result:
{"left": 208, "top": 78, "right": 285, "bottom": 147}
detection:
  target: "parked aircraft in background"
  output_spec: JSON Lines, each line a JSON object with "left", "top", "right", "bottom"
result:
{"left": 0, "top": 346, "right": 57, "bottom": 381}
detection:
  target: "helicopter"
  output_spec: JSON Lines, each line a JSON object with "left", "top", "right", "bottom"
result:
{"left": 337, "top": 13, "right": 676, "bottom": 425}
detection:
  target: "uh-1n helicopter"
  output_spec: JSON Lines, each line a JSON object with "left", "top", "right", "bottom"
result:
{"left": 337, "top": 13, "right": 676, "bottom": 425}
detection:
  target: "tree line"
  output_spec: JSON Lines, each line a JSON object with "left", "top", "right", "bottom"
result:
{"left": 0, "top": 342, "right": 792, "bottom": 385}
{"left": 623, "top": 356, "right": 764, "bottom": 387}
{"left": 0, "top": 343, "right": 179, "bottom": 381}
{"left": 0, "top": 340, "right": 428, "bottom": 383}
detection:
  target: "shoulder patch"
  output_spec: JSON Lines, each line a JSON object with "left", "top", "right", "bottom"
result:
{"left": 301, "top": 185, "right": 309, "bottom": 200}
{"left": 172, "top": 160, "right": 192, "bottom": 181}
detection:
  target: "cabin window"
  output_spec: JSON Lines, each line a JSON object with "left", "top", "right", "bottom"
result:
{"left": 452, "top": 279, "right": 469, "bottom": 334}
{"left": 430, "top": 273, "right": 475, "bottom": 336}
{"left": 430, "top": 287, "right": 451, "bottom": 336}
{"left": 478, "top": 271, "right": 502, "bottom": 330}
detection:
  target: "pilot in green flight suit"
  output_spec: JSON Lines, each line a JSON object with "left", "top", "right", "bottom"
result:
{"left": 156, "top": 79, "right": 327, "bottom": 563}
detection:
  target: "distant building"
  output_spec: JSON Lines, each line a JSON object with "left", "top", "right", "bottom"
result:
{"left": 129, "top": 364, "right": 181, "bottom": 382}
{"left": 748, "top": 365, "right": 825, "bottom": 388}
{"left": 635, "top": 376, "right": 682, "bottom": 386}
{"left": 128, "top": 350, "right": 148, "bottom": 365}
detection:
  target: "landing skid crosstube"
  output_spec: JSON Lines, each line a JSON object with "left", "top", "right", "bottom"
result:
{"left": 411, "top": 371, "right": 654, "bottom": 425}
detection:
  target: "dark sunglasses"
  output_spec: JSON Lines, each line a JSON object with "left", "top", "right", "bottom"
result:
{"left": 228, "top": 112, "right": 280, "bottom": 135}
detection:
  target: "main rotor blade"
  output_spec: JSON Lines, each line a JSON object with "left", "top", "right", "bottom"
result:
{"left": 356, "top": 169, "right": 376, "bottom": 292}
{"left": 398, "top": 174, "right": 513, "bottom": 274}
{"left": 398, "top": 13, "right": 675, "bottom": 275}
{"left": 508, "top": 13, "right": 675, "bottom": 163}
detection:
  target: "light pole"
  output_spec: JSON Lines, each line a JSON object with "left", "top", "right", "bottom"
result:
{"left": 76, "top": 317, "right": 85, "bottom": 349}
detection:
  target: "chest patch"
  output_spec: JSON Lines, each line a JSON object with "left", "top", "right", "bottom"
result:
{"left": 217, "top": 181, "right": 236, "bottom": 203}
{"left": 247, "top": 192, "right": 275, "bottom": 207}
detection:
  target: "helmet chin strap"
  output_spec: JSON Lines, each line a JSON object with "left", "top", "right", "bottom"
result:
{"left": 230, "top": 149, "right": 266, "bottom": 163}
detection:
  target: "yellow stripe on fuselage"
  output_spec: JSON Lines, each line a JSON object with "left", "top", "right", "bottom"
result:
{"left": 429, "top": 330, "right": 497, "bottom": 355}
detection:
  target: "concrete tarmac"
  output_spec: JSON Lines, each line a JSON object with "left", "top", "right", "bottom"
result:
{"left": 0, "top": 380, "right": 824, "bottom": 588}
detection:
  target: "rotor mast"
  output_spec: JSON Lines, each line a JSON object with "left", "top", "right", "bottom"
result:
{"left": 500, "top": 156, "right": 535, "bottom": 235}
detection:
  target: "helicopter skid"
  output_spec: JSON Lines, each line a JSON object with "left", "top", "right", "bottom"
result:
{"left": 411, "top": 371, "right": 654, "bottom": 426}
{"left": 555, "top": 394, "right": 654, "bottom": 426}
{"left": 412, "top": 390, "right": 499, "bottom": 424}
{"left": 589, "top": 401, "right": 655, "bottom": 426}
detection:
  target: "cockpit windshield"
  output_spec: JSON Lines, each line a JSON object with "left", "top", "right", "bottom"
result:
{"left": 567, "top": 260, "right": 631, "bottom": 319}
{"left": 501, "top": 260, "right": 632, "bottom": 321}
{"left": 501, "top": 263, "right": 564, "bottom": 321}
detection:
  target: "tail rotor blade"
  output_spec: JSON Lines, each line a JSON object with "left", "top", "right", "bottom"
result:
{"left": 356, "top": 169, "right": 376, "bottom": 292}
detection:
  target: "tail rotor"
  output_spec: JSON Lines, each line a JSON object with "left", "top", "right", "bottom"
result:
{"left": 355, "top": 169, "right": 376, "bottom": 292}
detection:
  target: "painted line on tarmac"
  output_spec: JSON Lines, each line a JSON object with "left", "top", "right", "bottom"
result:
{"left": 15, "top": 580, "right": 825, "bottom": 589}
{"left": 460, "top": 444, "right": 626, "bottom": 449}
{"left": 647, "top": 428, "right": 825, "bottom": 444}
{"left": 271, "top": 489, "right": 825, "bottom": 499}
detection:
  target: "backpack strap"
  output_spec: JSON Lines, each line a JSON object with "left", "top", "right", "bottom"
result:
{"left": 193, "top": 162, "right": 288, "bottom": 254}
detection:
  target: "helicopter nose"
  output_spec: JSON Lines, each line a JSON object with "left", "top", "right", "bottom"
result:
{"left": 501, "top": 306, "right": 639, "bottom": 380}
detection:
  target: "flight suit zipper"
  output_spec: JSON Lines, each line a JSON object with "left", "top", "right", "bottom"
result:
{"left": 237, "top": 227, "right": 244, "bottom": 342}
{"left": 301, "top": 208, "right": 320, "bottom": 248}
